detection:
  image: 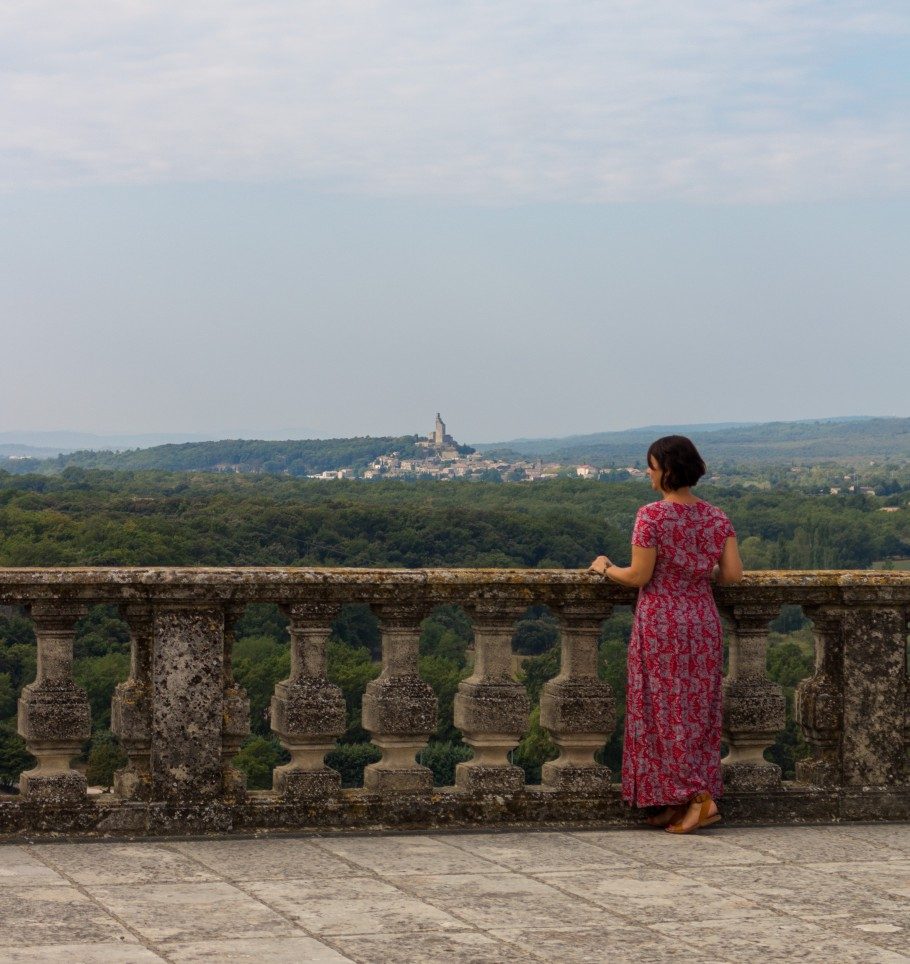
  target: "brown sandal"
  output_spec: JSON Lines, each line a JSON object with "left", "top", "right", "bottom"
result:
{"left": 665, "top": 792, "right": 722, "bottom": 834}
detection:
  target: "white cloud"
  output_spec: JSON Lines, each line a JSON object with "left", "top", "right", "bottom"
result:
{"left": 1, "top": 0, "right": 908, "bottom": 201}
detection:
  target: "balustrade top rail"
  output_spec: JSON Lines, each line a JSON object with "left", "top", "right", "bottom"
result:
{"left": 2, "top": 566, "right": 909, "bottom": 604}
{"left": 1, "top": 566, "right": 907, "bottom": 838}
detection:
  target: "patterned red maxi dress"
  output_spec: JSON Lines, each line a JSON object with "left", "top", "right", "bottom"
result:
{"left": 621, "top": 499, "right": 735, "bottom": 808}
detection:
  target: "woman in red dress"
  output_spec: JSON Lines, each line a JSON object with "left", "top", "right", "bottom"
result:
{"left": 589, "top": 436, "right": 742, "bottom": 834}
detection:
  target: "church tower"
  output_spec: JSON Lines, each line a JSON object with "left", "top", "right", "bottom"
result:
{"left": 434, "top": 413, "right": 445, "bottom": 447}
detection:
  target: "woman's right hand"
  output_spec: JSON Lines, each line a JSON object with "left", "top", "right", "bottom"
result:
{"left": 588, "top": 555, "right": 612, "bottom": 576}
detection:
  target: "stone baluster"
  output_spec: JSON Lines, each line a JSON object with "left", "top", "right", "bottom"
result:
{"left": 362, "top": 602, "right": 437, "bottom": 793}
{"left": 151, "top": 603, "right": 226, "bottom": 802}
{"left": 111, "top": 603, "right": 153, "bottom": 799}
{"left": 720, "top": 604, "right": 786, "bottom": 791}
{"left": 221, "top": 603, "right": 251, "bottom": 801}
{"left": 541, "top": 604, "right": 614, "bottom": 792}
{"left": 795, "top": 606, "right": 845, "bottom": 787}
{"left": 271, "top": 601, "right": 346, "bottom": 800}
{"left": 17, "top": 601, "right": 91, "bottom": 801}
{"left": 454, "top": 603, "right": 529, "bottom": 792}
{"left": 838, "top": 599, "right": 907, "bottom": 790}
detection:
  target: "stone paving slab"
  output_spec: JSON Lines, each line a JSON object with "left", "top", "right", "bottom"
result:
{"left": 0, "top": 850, "right": 67, "bottom": 888}
{"left": 84, "top": 881, "right": 301, "bottom": 945}
{"left": 0, "top": 825, "right": 907, "bottom": 963}
{"left": 36, "top": 843, "right": 220, "bottom": 886}
{"left": 837, "top": 825, "right": 910, "bottom": 856}
{"left": 384, "top": 870, "right": 604, "bottom": 931}
{"left": 708, "top": 862, "right": 909, "bottom": 924}
{"left": 244, "top": 874, "right": 470, "bottom": 937}
{"left": 651, "top": 916, "right": 909, "bottom": 963}
{"left": 535, "top": 866, "right": 765, "bottom": 923}
{"left": 489, "top": 923, "right": 700, "bottom": 963}
{"left": 170, "top": 837, "right": 356, "bottom": 882}
{"left": 164, "top": 936, "right": 352, "bottom": 962}
{"left": 805, "top": 857, "right": 910, "bottom": 899}
{"left": 0, "top": 945, "right": 165, "bottom": 963}
{"left": 330, "top": 931, "right": 530, "bottom": 964}
{"left": 431, "top": 830, "right": 643, "bottom": 873}
{"left": 315, "top": 834, "right": 504, "bottom": 876}
{"left": 711, "top": 825, "right": 901, "bottom": 864}
{"left": 0, "top": 885, "right": 136, "bottom": 948}
{"left": 566, "top": 827, "right": 783, "bottom": 868}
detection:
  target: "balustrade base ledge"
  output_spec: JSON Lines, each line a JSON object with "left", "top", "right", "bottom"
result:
{"left": 1, "top": 783, "right": 907, "bottom": 840}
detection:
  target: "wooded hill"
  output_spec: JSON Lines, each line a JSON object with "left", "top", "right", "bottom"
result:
{"left": 8, "top": 436, "right": 429, "bottom": 477}
{"left": 477, "top": 417, "right": 910, "bottom": 465}
{"left": 5, "top": 417, "right": 909, "bottom": 476}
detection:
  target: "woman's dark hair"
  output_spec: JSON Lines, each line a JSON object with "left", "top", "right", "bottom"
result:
{"left": 646, "top": 435, "right": 706, "bottom": 491}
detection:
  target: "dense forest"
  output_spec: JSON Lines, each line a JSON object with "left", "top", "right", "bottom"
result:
{"left": 0, "top": 468, "right": 907, "bottom": 792}
{"left": 1, "top": 469, "right": 907, "bottom": 569}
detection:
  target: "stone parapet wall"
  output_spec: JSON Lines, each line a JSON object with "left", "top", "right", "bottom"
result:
{"left": 1, "top": 568, "right": 907, "bottom": 837}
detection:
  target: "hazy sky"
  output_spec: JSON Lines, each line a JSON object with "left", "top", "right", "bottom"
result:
{"left": 2, "top": 1, "right": 908, "bottom": 442}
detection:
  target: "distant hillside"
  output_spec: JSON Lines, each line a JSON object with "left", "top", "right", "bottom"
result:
{"left": 0, "top": 430, "right": 212, "bottom": 454}
{"left": 5, "top": 417, "right": 909, "bottom": 478}
{"left": 10, "top": 436, "right": 428, "bottom": 476}
{"left": 497, "top": 421, "right": 759, "bottom": 449}
{"left": 476, "top": 417, "right": 910, "bottom": 464}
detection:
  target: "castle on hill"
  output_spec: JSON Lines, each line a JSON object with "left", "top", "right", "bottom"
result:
{"left": 416, "top": 413, "right": 460, "bottom": 458}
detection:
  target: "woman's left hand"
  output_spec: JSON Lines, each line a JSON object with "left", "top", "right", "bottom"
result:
{"left": 588, "top": 555, "right": 612, "bottom": 575}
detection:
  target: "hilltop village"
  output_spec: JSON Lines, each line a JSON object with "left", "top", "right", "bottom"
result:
{"left": 311, "top": 413, "right": 648, "bottom": 482}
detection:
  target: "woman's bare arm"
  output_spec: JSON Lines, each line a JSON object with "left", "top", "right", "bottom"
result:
{"left": 714, "top": 536, "right": 743, "bottom": 586}
{"left": 588, "top": 545, "right": 657, "bottom": 588}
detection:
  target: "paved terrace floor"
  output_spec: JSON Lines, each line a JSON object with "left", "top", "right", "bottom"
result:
{"left": 0, "top": 824, "right": 908, "bottom": 963}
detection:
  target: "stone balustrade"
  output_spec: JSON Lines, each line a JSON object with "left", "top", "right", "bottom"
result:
{"left": 0, "top": 568, "right": 907, "bottom": 836}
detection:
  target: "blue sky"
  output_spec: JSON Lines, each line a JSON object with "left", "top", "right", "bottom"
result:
{"left": 1, "top": 2, "right": 908, "bottom": 442}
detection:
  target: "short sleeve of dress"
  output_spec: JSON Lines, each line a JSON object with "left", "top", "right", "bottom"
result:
{"left": 631, "top": 506, "right": 658, "bottom": 549}
{"left": 722, "top": 514, "right": 736, "bottom": 541}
